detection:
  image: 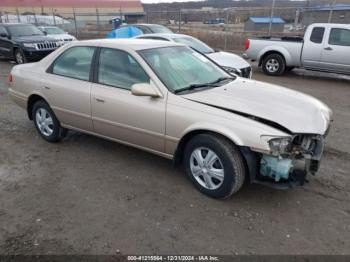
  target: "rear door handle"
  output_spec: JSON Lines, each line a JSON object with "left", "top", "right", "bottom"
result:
{"left": 94, "top": 97, "right": 105, "bottom": 103}
{"left": 324, "top": 47, "right": 333, "bottom": 51}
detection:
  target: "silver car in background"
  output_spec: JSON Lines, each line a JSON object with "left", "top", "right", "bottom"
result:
{"left": 135, "top": 33, "right": 252, "bottom": 78}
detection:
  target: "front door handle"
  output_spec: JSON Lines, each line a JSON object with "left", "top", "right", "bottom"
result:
{"left": 94, "top": 97, "right": 105, "bottom": 103}
{"left": 43, "top": 86, "right": 51, "bottom": 90}
{"left": 324, "top": 47, "right": 333, "bottom": 51}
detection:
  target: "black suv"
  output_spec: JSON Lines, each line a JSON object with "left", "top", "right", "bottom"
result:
{"left": 0, "top": 23, "right": 61, "bottom": 64}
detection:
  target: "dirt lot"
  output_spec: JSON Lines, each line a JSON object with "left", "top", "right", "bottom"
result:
{"left": 0, "top": 58, "right": 350, "bottom": 255}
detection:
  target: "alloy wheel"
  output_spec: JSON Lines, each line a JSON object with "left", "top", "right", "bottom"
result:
{"left": 266, "top": 58, "right": 280, "bottom": 73}
{"left": 35, "top": 108, "right": 54, "bottom": 137}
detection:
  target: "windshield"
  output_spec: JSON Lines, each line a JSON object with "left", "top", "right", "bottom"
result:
{"left": 8, "top": 25, "right": 44, "bottom": 37}
{"left": 139, "top": 46, "right": 232, "bottom": 93}
{"left": 149, "top": 25, "right": 173, "bottom": 34}
{"left": 43, "top": 27, "right": 65, "bottom": 35}
{"left": 173, "top": 37, "right": 214, "bottom": 54}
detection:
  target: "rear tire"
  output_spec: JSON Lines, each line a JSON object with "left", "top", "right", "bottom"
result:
{"left": 184, "top": 134, "right": 246, "bottom": 199}
{"left": 32, "top": 100, "right": 67, "bottom": 143}
{"left": 262, "top": 53, "right": 286, "bottom": 76}
{"left": 14, "top": 48, "right": 27, "bottom": 64}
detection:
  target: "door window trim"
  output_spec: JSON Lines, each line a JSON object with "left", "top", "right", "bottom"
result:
{"left": 93, "top": 47, "right": 151, "bottom": 91}
{"left": 46, "top": 46, "right": 97, "bottom": 82}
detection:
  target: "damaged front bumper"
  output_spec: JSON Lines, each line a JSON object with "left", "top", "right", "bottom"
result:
{"left": 242, "top": 134, "right": 326, "bottom": 190}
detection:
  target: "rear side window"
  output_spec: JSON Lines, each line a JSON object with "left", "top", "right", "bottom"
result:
{"left": 51, "top": 46, "right": 95, "bottom": 81}
{"left": 329, "top": 28, "right": 350, "bottom": 46}
{"left": 310, "top": 27, "right": 325, "bottom": 44}
{"left": 97, "top": 48, "right": 150, "bottom": 90}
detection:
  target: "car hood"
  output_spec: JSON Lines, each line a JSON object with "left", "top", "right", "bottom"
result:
{"left": 182, "top": 78, "right": 332, "bottom": 135}
{"left": 47, "top": 34, "right": 75, "bottom": 40}
{"left": 13, "top": 35, "right": 58, "bottom": 43}
{"left": 207, "top": 51, "right": 251, "bottom": 69}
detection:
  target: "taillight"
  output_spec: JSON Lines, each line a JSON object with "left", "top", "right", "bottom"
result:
{"left": 244, "top": 39, "right": 250, "bottom": 50}
{"left": 7, "top": 74, "right": 13, "bottom": 83}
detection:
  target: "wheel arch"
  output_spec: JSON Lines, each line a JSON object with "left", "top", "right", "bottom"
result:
{"left": 258, "top": 48, "right": 289, "bottom": 67}
{"left": 27, "top": 94, "right": 48, "bottom": 120}
{"left": 173, "top": 129, "right": 259, "bottom": 184}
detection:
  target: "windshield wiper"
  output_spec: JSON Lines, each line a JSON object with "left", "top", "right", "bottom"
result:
{"left": 174, "top": 76, "right": 235, "bottom": 94}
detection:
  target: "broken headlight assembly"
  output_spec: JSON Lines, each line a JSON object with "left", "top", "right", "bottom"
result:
{"left": 267, "top": 137, "right": 292, "bottom": 156}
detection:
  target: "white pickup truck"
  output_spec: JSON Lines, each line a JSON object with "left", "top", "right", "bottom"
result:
{"left": 244, "top": 23, "right": 350, "bottom": 76}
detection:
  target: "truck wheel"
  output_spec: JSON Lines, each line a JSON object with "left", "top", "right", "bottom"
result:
{"left": 262, "top": 53, "right": 285, "bottom": 76}
{"left": 14, "top": 48, "right": 27, "bottom": 64}
{"left": 184, "top": 134, "right": 246, "bottom": 199}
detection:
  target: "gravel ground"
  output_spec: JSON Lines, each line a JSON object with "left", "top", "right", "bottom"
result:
{"left": 0, "top": 58, "right": 349, "bottom": 255}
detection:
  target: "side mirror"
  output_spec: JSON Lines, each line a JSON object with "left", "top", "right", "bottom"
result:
{"left": 0, "top": 33, "right": 8, "bottom": 38}
{"left": 131, "top": 83, "right": 160, "bottom": 98}
{"left": 43, "top": 31, "right": 47, "bottom": 35}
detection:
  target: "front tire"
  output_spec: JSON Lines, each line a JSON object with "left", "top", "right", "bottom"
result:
{"left": 262, "top": 53, "right": 286, "bottom": 76}
{"left": 14, "top": 48, "right": 27, "bottom": 64}
{"left": 184, "top": 134, "right": 246, "bottom": 199}
{"left": 32, "top": 100, "right": 67, "bottom": 142}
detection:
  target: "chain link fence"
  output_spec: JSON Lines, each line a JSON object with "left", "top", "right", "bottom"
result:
{"left": 0, "top": 1, "right": 348, "bottom": 52}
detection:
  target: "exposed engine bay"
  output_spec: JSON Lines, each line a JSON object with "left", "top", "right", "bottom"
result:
{"left": 259, "top": 134, "right": 325, "bottom": 186}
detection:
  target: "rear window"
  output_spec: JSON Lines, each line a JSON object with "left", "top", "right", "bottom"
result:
{"left": 310, "top": 27, "right": 325, "bottom": 44}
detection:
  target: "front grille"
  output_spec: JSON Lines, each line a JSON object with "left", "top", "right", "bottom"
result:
{"left": 240, "top": 66, "right": 252, "bottom": 78}
{"left": 35, "top": 42, "right": 59, "bottom": 50}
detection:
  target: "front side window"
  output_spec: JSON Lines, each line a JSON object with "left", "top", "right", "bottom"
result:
{"left": 52, "top": 46, "right": 95, "bottom": 81}
{"left": 310, "top": 27, "right": 325, "bottom": 44}
{"left": 139, "top": 46, "right": 231, "bottom": 93}
{"left": 7, "top": 25, "right": 44, "bottom": 37}
{"left": 98, "top": 48, "right": 150, "bottom": 90}
{"left": 173, "top": 37, "right": 214, "bottom": 54}
{"left": 0, "top": 26, "right": 7, "bottom": 35}
{"left": 329, "top": 28, "right": 350, "bottom": 46}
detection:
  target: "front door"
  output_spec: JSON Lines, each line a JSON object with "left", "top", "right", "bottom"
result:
{"left": 0, "top": 26, "right": 12, "bottom": 57}
{"left": 91, "top": 47, "right": 166, "bottom": 153}
{"left": 321, "top": 27, "right": 350, "bottom": 73}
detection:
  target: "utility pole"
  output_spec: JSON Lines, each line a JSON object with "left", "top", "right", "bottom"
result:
{"left": 268, "top": 0, "right": 276, "bottom": 36}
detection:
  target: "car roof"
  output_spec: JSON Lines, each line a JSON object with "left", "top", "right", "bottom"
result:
{"left": 0, "top": 23, "right": 34, "bottom": 27}
{"left": 73, "top": 38, "right": 183, "bottom": 51}
{"left": 136, "top": 33, "right": 192, "bottom": 39}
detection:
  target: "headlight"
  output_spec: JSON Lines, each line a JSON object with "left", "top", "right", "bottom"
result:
{"left": 23, "top": 43, "right": 37, "bottom": 48}
{"left": 222, "top": 66, "right": 240, "bottom": 76}
{"left": 268, "top": 137, "right": 292, "bottom": 155}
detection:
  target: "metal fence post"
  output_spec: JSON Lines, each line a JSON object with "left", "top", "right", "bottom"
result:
{"left": 328, "top": 0, "right": 337, "bottom": 23}
{"left": 268, "top": 0, "right": 276, "bottom": 36}
{"left": 178, "top": 9, "right": 182, "bottom": 32}
{"left": 96, "top": 8, "right": 100, "bottom": 36}
{"left": 16, "top": 8, "right": 20, "bottom": 23}
{"left": 224, "top": 9, "right": 230, "bottom": 51}
{"left": 52, "top": 9, "right": 56, "bottom": 26}
{"left": 73, "top": 8, "right": 78, "bottom": 38}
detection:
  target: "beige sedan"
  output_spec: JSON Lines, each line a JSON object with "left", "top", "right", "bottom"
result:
{"left": 8, "top": 39, "right": 332, "bottom": 198}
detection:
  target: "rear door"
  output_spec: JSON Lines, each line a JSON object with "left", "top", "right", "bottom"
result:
{"left": 320, "top": 27, "right": 350, "bottom": 73}
{"left": 302, "top": 26, "right": 325, "bottom": 69}
{"left": 44, "top": 46, "right": 96, "bottom": 131}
